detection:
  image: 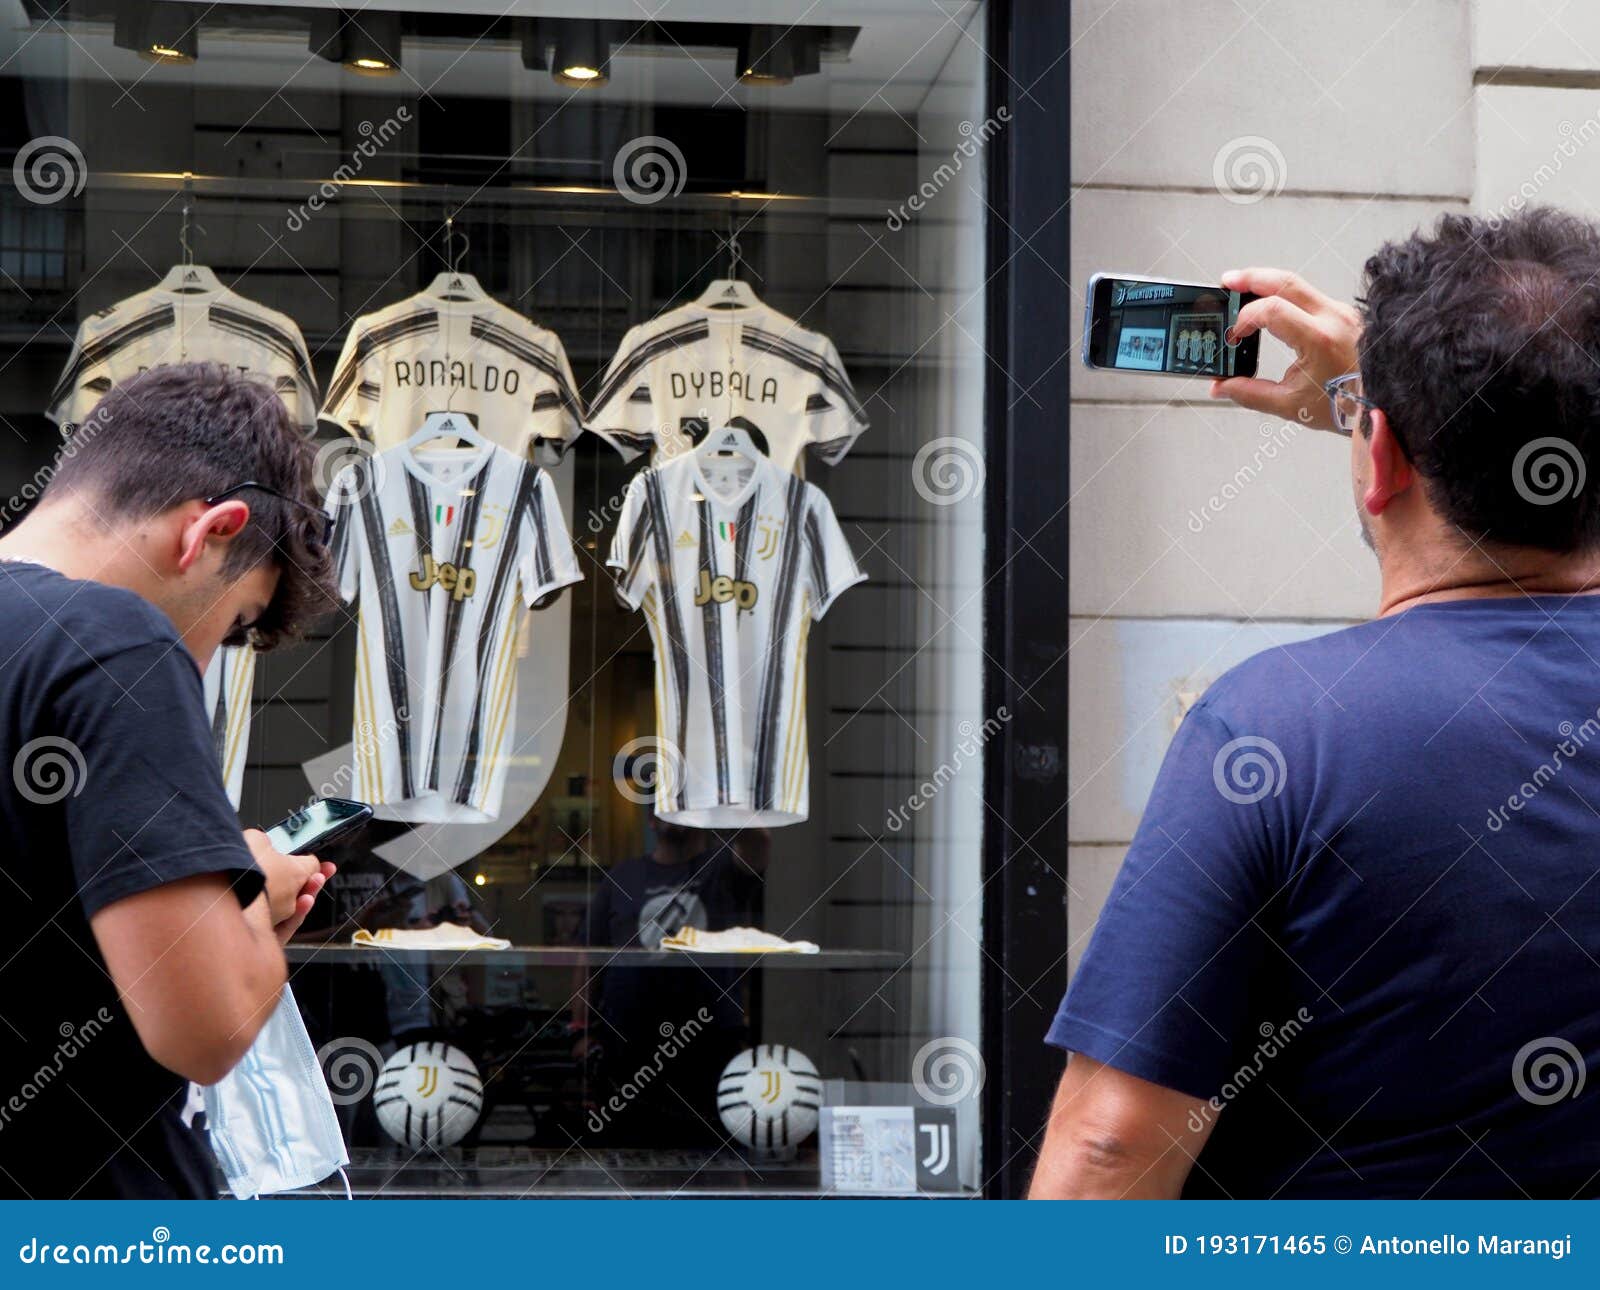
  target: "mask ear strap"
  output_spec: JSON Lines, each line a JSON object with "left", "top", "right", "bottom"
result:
{"left": 338, "top": 1167, "right": 353, "bottom": 1200}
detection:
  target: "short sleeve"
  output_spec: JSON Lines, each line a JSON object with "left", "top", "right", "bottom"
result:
{"left": 1046, "top": 703, "right": 1278, "bottom": 1100}
{"left": 803, "top": 334, "right": 869, "bottom": 467}
{"left": 605, "top": 473, "right": 654, "bottom": 610}
{"left": 325, "top": 465, "right": 363, "bottom": 603}
{"left": 287, "top": 329, "right": 320, "bottom": 432}
{"left": 528, "top": 334, "right": 585, "bottom": 460}
{"left": 518, "top": 469, "right": 584, "bottom": 608}
{"left": 45, "top": 320, "right": 102, "bottom": 430}
{"left": 587, "top": 325, "right": 655, "bottom": 461}
{"left": 800, "top": 488, "right": 865, "bottom": 619}
{"left": 319, "top": 320, "right": 372, "bottom": 439}
{"left": 58, "top": 641, "right": 263, "bottom": 920}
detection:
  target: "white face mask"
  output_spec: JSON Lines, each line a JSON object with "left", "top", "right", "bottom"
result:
{"left": 202, "top": 985, "right": 350, "bottom": 1199}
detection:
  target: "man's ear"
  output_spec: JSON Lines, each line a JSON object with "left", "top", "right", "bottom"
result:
{"left": 1361, "top": 408, "right": 1415, "bottom": 517}
{"left": 176, "top": 499, "right": 250, "bottom": 573}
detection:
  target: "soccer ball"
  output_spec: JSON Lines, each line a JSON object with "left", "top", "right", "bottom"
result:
{"left": 717, "top": 1044, "right": 821, "bottom": 1157}
{"left": 372, "top": 1041, "right": 483, "bottom": 1150}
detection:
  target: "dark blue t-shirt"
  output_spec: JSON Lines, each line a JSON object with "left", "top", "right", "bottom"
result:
{"left": 1050, "top": 594, "right": 1600, "bottom": 1198}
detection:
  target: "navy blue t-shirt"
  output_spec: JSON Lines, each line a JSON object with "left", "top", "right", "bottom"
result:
{"left": 1050, "top": 595, "right": 1600, "bottom": 1198}
{"left": 0, "top": 563, "right": 262, "bottom": 1199}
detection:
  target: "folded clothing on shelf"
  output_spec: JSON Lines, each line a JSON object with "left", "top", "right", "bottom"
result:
{"left": 351, "top": 922, "right": 511, "bottom": 951}
{"left": 659, "top": 926, "right": 820, "bottom": 954}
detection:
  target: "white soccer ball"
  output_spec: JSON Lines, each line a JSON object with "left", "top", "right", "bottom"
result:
{"left": 372, "top": 1041, "right": 483, "bottom": 1150}
{"left": 717, "top": 1044, "right": 821, "bottom": 1156}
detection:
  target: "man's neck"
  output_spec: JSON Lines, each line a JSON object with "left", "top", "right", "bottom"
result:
{"left": 0, "top": 504, "right": 130, "bottom": 584}
{"left": 1378, "top": 536, "right": 1600, "bottom": 616}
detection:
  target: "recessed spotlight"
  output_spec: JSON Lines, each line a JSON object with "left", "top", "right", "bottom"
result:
{"left": 310, "top": 11, "right": 402, "bottom": 77}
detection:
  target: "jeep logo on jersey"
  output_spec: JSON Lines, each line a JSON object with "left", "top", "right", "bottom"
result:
{"left": 693, "top": 571, "right": 758, "bottom": 610}
{"left": 410, "top": 555, "right": 477, "bottom": 601}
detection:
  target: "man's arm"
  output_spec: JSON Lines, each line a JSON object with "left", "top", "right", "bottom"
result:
{"left": 1029, "top": 1054, "right": 1217, "bottom": 1199}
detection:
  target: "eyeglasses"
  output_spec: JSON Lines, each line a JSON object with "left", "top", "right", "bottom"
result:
{"left": 206, "top": 482, "right": 334, "bottom": 547}
{"left": 1324, "top": 371, "right": 1378, "bottom": 437}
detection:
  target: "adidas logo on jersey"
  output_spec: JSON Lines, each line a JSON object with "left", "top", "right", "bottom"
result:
{"left": 674, "top": 529, "right": 696, "bottom": 548}
{"left": 388, "top": 516, "right": 413, "bottom": 537}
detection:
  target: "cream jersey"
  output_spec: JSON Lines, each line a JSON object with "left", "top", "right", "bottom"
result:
{"left": 47, "top": 269, "right": 317, "bottom": 431}
{"left": 202, "top": 645, "right": 256, "bottom": 811}
{"left": 588, "top": 299, "right": 868, "bottom": 473}
{"left": 327, "top": 440, "right": 582, "bottom": 823}
{"left": 608, "top": 443, "right": 865, "bottom": 828}
{"left": 321, "top": 285, "right": 583, "bottom": 459}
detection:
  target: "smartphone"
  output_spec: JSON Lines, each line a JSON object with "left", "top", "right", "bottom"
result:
{"left": 265, "top": 797, "right": 373, "bottom": 856}
{"left": 1082, "top": 273, "right": 1259, "bottom": 379}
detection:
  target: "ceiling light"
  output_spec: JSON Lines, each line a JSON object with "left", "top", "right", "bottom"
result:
{"left": 551, "top": 21, "right": 611, "bottom": 88}
{"left": 310, "top": 11, "right": 402, "bottom": 77}
{"left": 114, "top": 2, "right": 197, "bottom": 65}
{"left": 737, "top": 26, "right": 820, "bottom": 87}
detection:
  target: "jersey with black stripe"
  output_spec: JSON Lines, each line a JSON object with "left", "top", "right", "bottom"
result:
{"left": 46, "top": 270, "right": 318, "bottom": 432}
{"left": 327, "top": 439, "right": 582, "bottom": 823}
{"left": 607, "top": 446, "right": 865, "bottom": 828}
{"left": 202, "top": 645, "right": 256, "bottom": 810}
{"left": 321, "top": 287, "right": 583, "bottom": 460}
{"left": 588, "top": 300, "right": 868, "bottom": 474}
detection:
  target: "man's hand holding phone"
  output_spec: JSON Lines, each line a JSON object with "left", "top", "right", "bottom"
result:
{"left": 244, "top": 829, "right": 336, "bottom": 947}
{"left": 1207, "top": 268, "right": 1362, "bottom": 430}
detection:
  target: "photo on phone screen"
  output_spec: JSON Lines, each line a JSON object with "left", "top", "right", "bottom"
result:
{"left": 1082, "top": 274, "right": 1259, "bottom": 379}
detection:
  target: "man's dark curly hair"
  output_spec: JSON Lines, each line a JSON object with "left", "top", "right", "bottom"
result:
{"left": 1358, "top": 206, "right": 1600, "bottom": 553}
{"left": 46, "top": 362, "right": 336, "bottom": 649}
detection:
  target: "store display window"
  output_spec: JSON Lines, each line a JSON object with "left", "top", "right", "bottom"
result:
{"left": 0, "top": 0, "right": 991, "bottom": 1195}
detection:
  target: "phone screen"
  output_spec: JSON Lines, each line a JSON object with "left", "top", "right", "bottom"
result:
{"left": 1086, "top": 276, "right": 1258, "bottom": 378}
{"left": 266, "top": 798, "right": 371, "bottom": 855}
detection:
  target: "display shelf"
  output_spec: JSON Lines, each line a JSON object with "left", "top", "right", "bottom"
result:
{"left": 285, "top": 943, "right": 905, "bottom": 970}
{"left": 282, "top": 1146, "right": 972, "bottom": 1199}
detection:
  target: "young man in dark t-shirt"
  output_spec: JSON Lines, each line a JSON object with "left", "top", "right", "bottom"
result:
{"left": 0, "top": 364, "right": 337, "bottom": 1197}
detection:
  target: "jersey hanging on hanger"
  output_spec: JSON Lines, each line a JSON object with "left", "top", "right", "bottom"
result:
{"left": 587, "top": 297, "right": 869, "bottom": 475}
{"left": 46, "top": 265, "right": 318, "bottom": 433}
{"left": 607, "top": 449, "right": 865, "bottom": 828}
{"left": 326, "top": 438, "right": 582, "bottom": 824}
{"left": 320, "top": 278, "right": 584, "bottom": 461}
{"left": 46, "top": 265, "right": 318, "bottom": 812}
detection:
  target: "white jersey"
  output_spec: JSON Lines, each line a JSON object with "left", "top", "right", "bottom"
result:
{"left": 327, "top": 438, "right": 582, "bottom": 823}
{"left": 202, "top": 645, "right": 256, "bottom": 810}
{"left": 588, "top": 299, "right": 868, "bottom": 473}
{"left": 321, "top": 284, "right": 583, "bottom": 460}
{"left": 607, "top": 444, "right": 865, "bottom": 827}
{"left": 46, "top": 267, "right": 318, "bottom": 431}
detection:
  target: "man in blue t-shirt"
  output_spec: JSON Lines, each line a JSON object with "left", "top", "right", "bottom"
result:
{"left": 1033, "top": 208, "right": 1600, "bottom": 1198}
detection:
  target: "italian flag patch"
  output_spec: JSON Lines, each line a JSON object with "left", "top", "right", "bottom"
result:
{"left": 718, "top": 520, "right": 736, "bottom": 541}
{"left": 435, "top": 503, "right": 455, "bottom": 525}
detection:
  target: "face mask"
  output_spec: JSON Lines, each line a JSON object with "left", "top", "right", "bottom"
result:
{"left": 202, "top": 985, "right": 350, "bottom": 1199}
